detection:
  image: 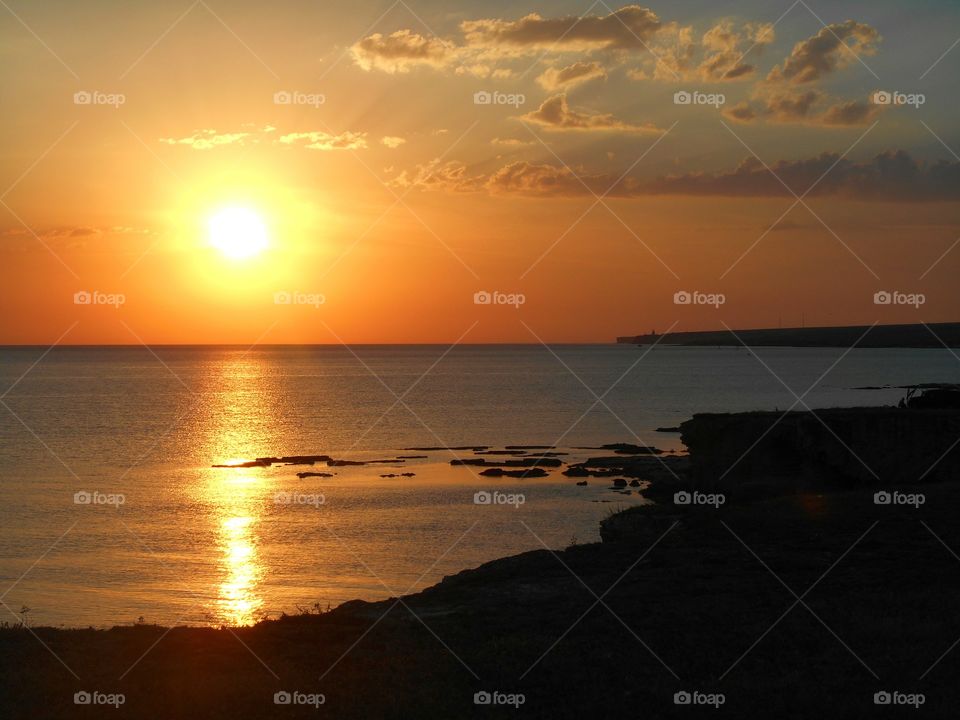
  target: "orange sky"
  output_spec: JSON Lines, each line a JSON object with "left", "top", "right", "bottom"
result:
{"left": 1, "top": 1, "right": 959, "bottom": 344}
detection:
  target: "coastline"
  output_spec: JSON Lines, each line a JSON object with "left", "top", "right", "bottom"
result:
{"left": 2, "top": 481, "right": 957, "bottom": 718}
{"left": 4, "top": 402, "right": 960, "bottom": 717}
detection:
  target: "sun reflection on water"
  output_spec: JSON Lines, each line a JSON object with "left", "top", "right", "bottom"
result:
{"left": 219, "top": 512, "right": 262, "bottom": 625}
{"left": 201, "top": 353, "right": 277, "bottom": 626}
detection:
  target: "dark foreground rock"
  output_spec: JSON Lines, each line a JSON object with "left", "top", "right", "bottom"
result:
{"left": 681, "top": 407, "right": 960, "bottom": 499}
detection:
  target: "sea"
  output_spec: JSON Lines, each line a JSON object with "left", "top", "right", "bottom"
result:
{"left": 0, "top": 344, "right": 955, "bottom": 627}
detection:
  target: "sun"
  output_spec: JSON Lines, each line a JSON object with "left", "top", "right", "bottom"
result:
{"left": 208, "top": 207, "right": 269, "bottom": 260}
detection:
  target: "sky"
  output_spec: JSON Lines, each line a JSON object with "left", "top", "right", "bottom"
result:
{"left": 1, "top": 0, "right": 959, "bottom": 344}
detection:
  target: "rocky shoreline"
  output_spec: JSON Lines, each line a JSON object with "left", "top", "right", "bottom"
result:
{"left": 4, "top": 478, "right": 960, "bottom": 718}
{"left": 4, "top": 403, "right": 960, "bottom": 718}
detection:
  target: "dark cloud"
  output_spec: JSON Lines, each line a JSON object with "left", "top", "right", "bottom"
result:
{"left": 486, "top": 161, "right": 615, "bottom": 195}
{"left": 819, "top": 99, "right": 881, "bottom": 127}
{"left": 398, "top": 151, "right": 960, "bottom": 202}
{"left": 724, "top": 90, "right": 880, "bottom": 127}
{"left": 462, "top": 6, "right": 661, "bottom": 50}
{"left": 768, "top": 21, "right": 880, "bottom": 84}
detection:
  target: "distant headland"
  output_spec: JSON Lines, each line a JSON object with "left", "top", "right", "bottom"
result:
{"left": 617, "top": 322, "right": 960, "bottom": 348}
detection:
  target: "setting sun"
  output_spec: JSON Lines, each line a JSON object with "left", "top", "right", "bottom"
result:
{"left": 208, "top": 207, "right": 269, "bottom": 260}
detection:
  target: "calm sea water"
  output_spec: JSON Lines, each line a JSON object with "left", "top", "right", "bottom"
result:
{"left": 0, "top": 344, "right": 956, "bottom": 627}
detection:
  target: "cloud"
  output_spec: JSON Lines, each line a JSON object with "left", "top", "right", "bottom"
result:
{"left": 724, "top": 90, "right": 881, "bottom": 127}
{"left": 642, "top": 151, "right": 960, "bottom": 201}
{"left": 391, "top": 160, "right": 487, "bottom": 193}
{"left": 158, "top": 129, "right": 254, "bottom": 149}
{"left": 537, "top": 61, "right": 607, "bottom": 90}
{"left": 454, "top": 64, "right": 514, "bottom": 79}
{"left": 767, "top": 21, "right": 880, "bottom": 84}
{"left": 350, "top": 30, "right": 455, "bottom": 73}
{"left": 351, "top": 5, "right": 664, "bottom": 76}
{"left": 279, "top": 131, "right": 367, "bottom": 150}
{"left": 520, "top": 94, "right": 661, "bottom": 133}
{"left": 2, "top": 225, "right": 153, "bottom": 243}
{"left": 381, "top": 136, "right": 407, "bottom": 149}
{"left": 633, "top": 19, "right": 774, "bottom": 82}
{"left": 158, "top": 126, "right": 282, "bottom": 150}
{"left": 696, "top": 21, "right": 774, "bottom": 80}
{"left": 486, "top": 161, "right": 616, "bottom": 195}
{"left": 396, "top": 151, "right": 960, "bottom": 202}
{"left": 491, "top": 137, "right": 533, "bottom": 147}
{"left": 818, "top": 99, "right": 880, "bottom": 127}
{"left": 461, "top": 6, "right": 661, "bottom": 51}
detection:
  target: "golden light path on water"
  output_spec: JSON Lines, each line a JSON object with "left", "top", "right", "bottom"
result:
{"left": 215, "top": 475, "right": 263, "bottom": 625}
{"left": 199, "top": 351, "right": 276, "bottom": 626}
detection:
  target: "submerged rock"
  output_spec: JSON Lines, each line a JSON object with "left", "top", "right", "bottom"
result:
{"left": 404, "top": 446, "right": 489, "bottom": 451}
{"left": 479, "top": 467, "right": 549, "bottom": 478}
{"left": 452, "top": 457, "right": 562, "bottom": 468}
